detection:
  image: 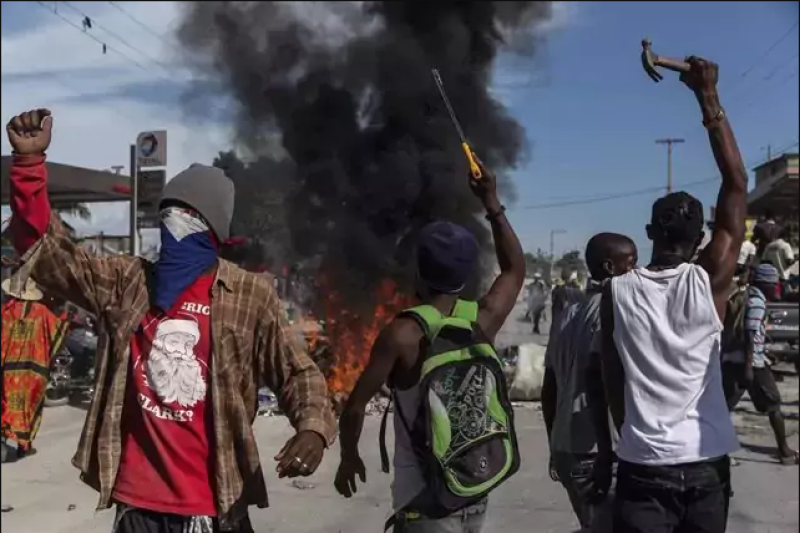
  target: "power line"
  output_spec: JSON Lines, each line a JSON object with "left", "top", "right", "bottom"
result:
{"left": 107, "top": 1, "right": 184, "bottom": 56}
{"left": 671, "top": 21, "right": 800, "bottom": 141}
{"left": 739, "top": 20, "right": 799, "bottom": 79}
{"left": 762, "top": 52, "right": 799, "bottom": 81}
{"left": 729, "top": 50, "right": 800, "bottom": 111}
{"left": 59, "top": 1, "right": 175, "bottom": 77}
{"left": 32, "top": 0, "right": 228, "bottom": 119}
{"left": 515, "top": 140, "right": 799, "bottom": 211}
{"left": 34, "top": 0, "right": 150, "bottom": 73}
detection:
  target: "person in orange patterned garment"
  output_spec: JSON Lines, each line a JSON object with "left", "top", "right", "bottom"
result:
{"left": 1, "top": 276, "right": 68, "bottom": 461}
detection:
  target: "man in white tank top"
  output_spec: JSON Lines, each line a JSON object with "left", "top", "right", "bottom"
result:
{"left": 600, "top": 56, "right": 748, "bottom": 533}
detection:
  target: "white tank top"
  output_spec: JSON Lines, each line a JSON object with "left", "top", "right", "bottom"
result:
{"left": 611, "top": 263, "right": 739, "bottom": 465}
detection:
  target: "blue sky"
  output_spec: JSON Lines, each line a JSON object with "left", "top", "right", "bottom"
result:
{"left": 2, "top": 1, "right": 799, "bottom": 261}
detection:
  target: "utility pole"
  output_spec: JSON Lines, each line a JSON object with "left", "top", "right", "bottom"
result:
{"left": 655, "top": 138, "right": 685, "bottom": 194}
{"left": 550, "top": 229, "right": 566, "bottom": 281}
{"left": 128, "top": 144, "right": 138, "bottom": 256}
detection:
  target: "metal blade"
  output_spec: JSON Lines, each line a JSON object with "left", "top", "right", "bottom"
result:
{"left": 431, "top": 69, "right": 468, "bottom": 144}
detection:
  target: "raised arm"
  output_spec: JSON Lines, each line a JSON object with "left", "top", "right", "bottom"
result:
{"left": 473, "top": 155, "right": 526, "bottom": 340}
{"left": 687, "top": 60, "right": 748, "bottom": 317}
{"left": 6, "top": 109, "right": 136, "bottom": 316}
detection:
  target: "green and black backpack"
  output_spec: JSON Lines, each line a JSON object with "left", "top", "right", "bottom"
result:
{"left": 379, "top": 299, "right": 521, "bottom": 519}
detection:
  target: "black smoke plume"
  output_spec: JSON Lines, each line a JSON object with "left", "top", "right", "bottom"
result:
{"left": 176, "top": 1, "right": 553, "bottom": 312}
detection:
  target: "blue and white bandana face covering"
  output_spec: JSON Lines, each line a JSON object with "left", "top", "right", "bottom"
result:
{"left": 153, "top": 206, "right": 218, "bottom": 312}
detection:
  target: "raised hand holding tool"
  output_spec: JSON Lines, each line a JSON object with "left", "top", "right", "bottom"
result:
{"left": 641, "top": 38, "right": 690, "bottom": 83}
{"left": 431, "top": 68, "right": 482, "bottom": 180}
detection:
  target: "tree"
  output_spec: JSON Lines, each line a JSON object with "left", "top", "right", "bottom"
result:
{"left": 524, "top": 248, "right": 551, "bottom": 279}
{"left": 554, "top": 249, "right": 586, "bottom": 281}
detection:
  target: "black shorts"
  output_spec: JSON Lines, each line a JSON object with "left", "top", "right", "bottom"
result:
{"left": 722, "top": 362, "right": 781, "bottom": 413}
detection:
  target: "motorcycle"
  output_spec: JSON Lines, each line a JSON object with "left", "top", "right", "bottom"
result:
{"left": 44, "top": 322, "right": 97, "bottom": 408}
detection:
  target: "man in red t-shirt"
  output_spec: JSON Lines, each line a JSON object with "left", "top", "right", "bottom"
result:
{"left": 5, "top": 108, "right": 335, "bottom": 533}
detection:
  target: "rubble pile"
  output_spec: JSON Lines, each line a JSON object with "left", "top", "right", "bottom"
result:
{"left": 366, "top": 396, "right": 391, "bottom": 416}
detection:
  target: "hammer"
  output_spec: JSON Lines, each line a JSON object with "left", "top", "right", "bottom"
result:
{"left": 641, "top": 38, "right": 690, "bottom": 83}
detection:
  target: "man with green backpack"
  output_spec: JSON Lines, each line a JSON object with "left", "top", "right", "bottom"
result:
{"left": 335, "top": 155, "right": 526, "bottom": 532}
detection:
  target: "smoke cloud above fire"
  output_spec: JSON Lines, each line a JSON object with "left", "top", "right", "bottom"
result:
{"left": 175, "top": 1, "right": 554, "bottom": 308}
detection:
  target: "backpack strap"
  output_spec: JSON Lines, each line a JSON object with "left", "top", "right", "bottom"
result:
{"left": 379, "top": 395, "right": 394, "bottom": 474}
{"left": 452, "top": 299, "right": 479, "bottom": 322}
{"left": 400, "top": 304, "right": 446, "bottom": 340}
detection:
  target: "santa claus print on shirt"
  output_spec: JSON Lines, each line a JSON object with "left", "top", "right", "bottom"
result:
{"left": 141, "top": 314, "right": 208, "bottom": 410}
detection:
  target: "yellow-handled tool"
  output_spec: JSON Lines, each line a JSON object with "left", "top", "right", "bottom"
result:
{"left": 431, "top": 68, "right": 482, "bottom": 180}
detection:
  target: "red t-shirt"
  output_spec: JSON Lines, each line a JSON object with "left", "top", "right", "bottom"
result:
{"left": 113, "top": 274, "right": 216, "bottom": 516}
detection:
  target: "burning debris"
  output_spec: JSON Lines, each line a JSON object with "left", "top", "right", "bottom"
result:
{"left": 176, "top": 1, "right": 555, "bottom": 400}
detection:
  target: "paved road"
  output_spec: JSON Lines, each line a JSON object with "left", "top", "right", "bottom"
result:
{"left": 2, "top": 302, "right": 797, "bottom": 533}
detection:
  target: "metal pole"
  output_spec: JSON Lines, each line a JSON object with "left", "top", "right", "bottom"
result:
{"left": 667, "top": 142, "right": 673, "bottom": 194}
{"left": 549, "top": 229, "right": 565, "bottom": 280}
{"left": 129, "top": 144, "right": 138, "bottom": 256}
{"left": 656, "top": 138, "right": 685, "bottom": 195}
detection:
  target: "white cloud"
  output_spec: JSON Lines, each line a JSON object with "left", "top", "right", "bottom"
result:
{"left": 1, "top": 1, "right": 231, "bottom": 240}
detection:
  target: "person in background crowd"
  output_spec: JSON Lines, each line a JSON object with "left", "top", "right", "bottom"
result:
{"left": 752, "top": 210, "right": 780, "bottom": 259}
{"left": 722, "top": 264, "right": 798, "bottom": 465}
{"left": 5, "top": 108, "right": 334, "bottom": 533}
{"left": 551, "top": 272, "right": 585, "bottom": 328}
{"left": 601, "top": 56, "right": 746, "bottom": 533}
{"left": 334, "top": 155, "right": 525, "bottom": 533}
{"left": 762, "top": 226, "right": 796, "bottom": 287}
{"left": 543, "top": 233, "right": 637, "bottom": 532}
{"left": 1, "top": 277, "right": 68, "bottom": 462}
{"left": 527, "top": 272, "right": 548, "bottom": 334}
{"left": 736, "top": 234, "right": 757, "bottom": 278}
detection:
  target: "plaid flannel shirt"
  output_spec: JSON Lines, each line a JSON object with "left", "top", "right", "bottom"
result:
{"left": 8, "top": 213, "right": 335, "bottom": 528}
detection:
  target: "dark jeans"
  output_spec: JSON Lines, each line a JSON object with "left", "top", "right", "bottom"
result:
{"left": 553, "top": 452, "right": 614, "bottom": 532}
{"left": 614, "top": 457, "right": 731, "bottom": 533}
{"left": 392, "top": 499, "right": 488, "bottom": 533}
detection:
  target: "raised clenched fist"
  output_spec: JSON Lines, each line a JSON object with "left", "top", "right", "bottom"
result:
{"left": 6, "top": 108, "right": 53, "bottom": 155}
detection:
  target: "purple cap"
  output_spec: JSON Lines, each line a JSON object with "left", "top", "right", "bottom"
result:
{"left": 417, "top": 221, "right": 479, "bottom": 294}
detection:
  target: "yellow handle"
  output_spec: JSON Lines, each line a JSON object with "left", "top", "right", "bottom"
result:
{"left": 461, "top": 142, "right": 482, "bottom": 180}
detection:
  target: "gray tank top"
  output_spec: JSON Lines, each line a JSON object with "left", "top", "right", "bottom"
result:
{"left": 391, "top": 385, "right": 426, "bottom": 511}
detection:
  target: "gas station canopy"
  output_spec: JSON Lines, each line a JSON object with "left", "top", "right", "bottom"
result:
{"left": 1, "top": 155, "right": 132, "bottom": 206}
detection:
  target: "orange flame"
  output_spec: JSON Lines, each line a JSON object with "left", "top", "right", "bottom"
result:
{"left": 314, "top": 275, "right": 414, "bottom": 397}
